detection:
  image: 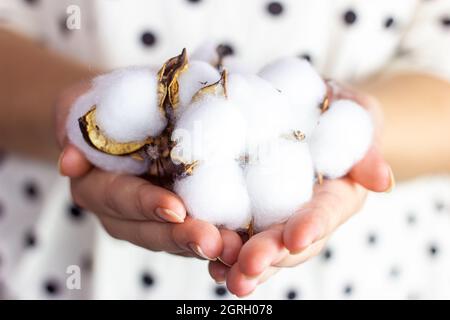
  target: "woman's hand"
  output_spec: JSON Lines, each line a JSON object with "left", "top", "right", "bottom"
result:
{"left": 208, "top": 87, "right": 395, "bottom": 297}
{"left": 55, "top": 82, "right": 224, "bottom": 261}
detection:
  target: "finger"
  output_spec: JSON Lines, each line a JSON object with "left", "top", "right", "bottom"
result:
{"left": 226, "top": 264, "right": 279, "bottom": 297}
{"left": 208, "top": 261, "right": 230, "bottom": 284}
{"left": 59, "top": 145, "right": 92, "bottom": 178}
{"left": 273, "top": 237, "right": 328, "bottom": 268}
{"left": 218, "top": 229, "right": 243, "bottom": 267}
{"left": 349, "top": 145, "right": 394, "bottom": 192}
{"left": 226, "top": 264, "right": 259, "bottom": 297}
{"left": 100, "top": 215, "right": 222, "bottom": 260}
{"left": 71, "top": 169, "right": 186, "bottom": 223}
{"left": 284, "top": 178, "right": 367, "bottom": 253}
{"left": 237, "top": 225, "right": 288, "bottom": 278}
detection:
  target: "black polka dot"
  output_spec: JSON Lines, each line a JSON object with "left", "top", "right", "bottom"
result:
{"left": 24, "top": 230, "right": 37, "bottom": 248}
{"left": 434, "top": 200, "right": 445, "bottom": 212}
{"left": 215, "top": 285, "right": 227, "bottom": 297}
{"left": 59, "top": 15, "right": 71, "bottom": 35}
{"left": 216, "top": 43, "right": 235, "bottom": 57}
{"left": 367, "top": 233, "right": 377, "bottom": 246}
{"left": 406, "top": 212, "right": 417, "bottom": 225}
{"left": 186, "top": 0, "right": 202, "bottom": 4}
{"left": 343, "top": 284, "right": 353, "bottom": 296}
{"left": 23, "top": 0, "right": 39, "bottom": 5}
{"left": 141, "top": 272, "right": 155, "bottom": 287}
{"left": 384, "top": 16, "right": 396, "bottom": 29}
{"left": 389, "top": 266, "right": 401, "bottom": 278}
{"left": 343, "top": 9, "right": 357, "bottom": 26}
{"left": 43, "top": 279, "right": 60, "bottom": 296}
{"left": 68, "top": 203, "right": 85, "bottom": 221}
{"left": 81, "top": 254, "right": 93, "bottom": 272}
{"left": 141, "top": 31, "right": 157, "bottom": 47}
{"left": 299, "top": 53, "right": 313, "bottom": 64}
{"left": 286, "top": 289, "right": 298, "bottom": 300}
{"left": 441, "top": 16, "right": 450, "bottom": 28}
{"left": 266, "top": 2, "right": 284, "bottom": 16}
{"left": 322, "top": 248, "right": 333, "bottom": 261}
{"left": 428, "top": 244, "right": 439, "bottom": 257}
{"left": 23, "top": 181, "right": 39, "bottom": 200}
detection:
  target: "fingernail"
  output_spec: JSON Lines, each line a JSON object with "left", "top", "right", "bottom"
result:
{"left": 215, "top": 279, "right": 225, "bottom": 285}
{"left": 385, "top": 168, "right": 395, "bottom": 193}
{"left": 188, "top": 243, "right": 217, "bottom": 261}
{"left": 217, "top": 257, "right": 232, "bottom": 268}
{"left": 155, "top": 208, "right": 184, "bottom": 223}
{"left": 57, "top": 150, "right": 66, "bottom": 176}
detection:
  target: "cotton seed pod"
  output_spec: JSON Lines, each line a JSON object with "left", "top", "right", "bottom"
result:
{"left": 176, "top": 60, "right": 221, "bottom": 116}
{"left": 67, "top": 90, "right": 149, "bottom": 174}
{"left": 259, "top": 57, "right": 327, "bottom": 137}
{"left": 226, "top": 73, "right": 293, "bottom": 153}
{"left": 174, "top": 160, "right": 252, "bottom": 231}
{"left": 172, "top": 71, "right": 246, "bottom": 165}
{"left": 309, "top": 99, "right": 374, "bottom": 179}
{"left": 93, "top": 67, "right": 166, "bottom": 143}
{"left": 245, "top": 139, "right": 314, "bottom": 231}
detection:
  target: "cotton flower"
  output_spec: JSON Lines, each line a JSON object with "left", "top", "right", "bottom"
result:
{"left": 259, "top": 57, "right": 327, "bottom": 137}
{"left": 309, "top": 100, "right": 374, "bottom": 179}
{"left": 68, "top": 49, "right": 374, "bottom": 232}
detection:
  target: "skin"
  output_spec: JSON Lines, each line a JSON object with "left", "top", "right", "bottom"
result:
{"left": 1, "top": 28, "right": 450, "bottom": 296}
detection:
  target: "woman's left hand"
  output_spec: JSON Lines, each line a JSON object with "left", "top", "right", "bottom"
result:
{"left": 208, "top": 88, "right": 395, "bottom": 297}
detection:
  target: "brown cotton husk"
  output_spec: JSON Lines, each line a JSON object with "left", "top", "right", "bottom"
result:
{"left": 78, "top": 49, "right": 191, "bottom": 182}
{"left": 78, "top": 107, "right": 151, "bottom": 156}
{"left": 191, "top": 70, "right": 228, "bottom": 102}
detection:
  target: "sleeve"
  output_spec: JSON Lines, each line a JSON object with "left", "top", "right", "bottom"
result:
{"left": 388, "top": 0, "right": 450, "bottom": 82}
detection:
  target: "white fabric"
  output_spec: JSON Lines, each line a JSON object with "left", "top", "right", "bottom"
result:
{"left": 0, "top": 0, "right": 450, "bottom": 299}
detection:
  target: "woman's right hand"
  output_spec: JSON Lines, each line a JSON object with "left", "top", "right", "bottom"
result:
{"left": 55, "top": 82, "right": 229, "bottom": 261}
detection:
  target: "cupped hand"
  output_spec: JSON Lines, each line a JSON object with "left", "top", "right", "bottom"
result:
{"left": 208, "top": 87, "right": 395, "bottom": 297}
{"left": 54, "top": 82, "right": 223, "bottom": 261}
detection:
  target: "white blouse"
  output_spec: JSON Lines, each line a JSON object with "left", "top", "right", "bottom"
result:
{"left": 0, "top": 0, "right": 449, "bottom": 300}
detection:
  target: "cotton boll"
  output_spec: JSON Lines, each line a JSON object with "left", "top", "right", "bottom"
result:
{"left": 172, "top": 97, "right": 246, "bottom": 163}
{"left": 66, "top": 90, "right": 148, "bottom": 174}
{"left": 259, "top": 57, "right": 326, "bottom": 136}
{"left": 245, "top": 139, "right": 314, "bottom": 232}
{"left": 93, "top": 67, "right": 166, "bottom": 143}
{"left": 174, "top": 161, "right": 252, "bottom": 230}
{"left": 176, "top": 61, "right": 221, "bottom": 115}
{"left": 222, "top": 56, "right": 255, "bottom": 75}
{"left": 309, "top": 100, "right": 374, "bottom": 179}
{"left": 190, "top": 40, "right": 219, "bottom": 65}
{"left": 226, "top": 74, "right": 293, "bottom": 153}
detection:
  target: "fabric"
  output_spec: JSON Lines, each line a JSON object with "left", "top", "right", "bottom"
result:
{"left": 0, "top": 0, "right": 449, "bottom": 299}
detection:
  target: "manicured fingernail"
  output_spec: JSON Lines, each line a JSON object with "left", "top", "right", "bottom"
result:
{"left": 155, "top": 208, "right": 184, "bottom": 223}
{"left": 385, "top": 168, "right": 395, "bottom": 193}
{"left": 58, "top": 150, "right": 66, "bottom": 176}
{"left": 217, "top": 257, "right": 232, "bottom": 268}
{"left": 188, "top": 243, "right": 217, "bottom": 261}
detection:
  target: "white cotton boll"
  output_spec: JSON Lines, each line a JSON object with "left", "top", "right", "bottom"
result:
{"left": 259, "top": 57, "right": 326, "bottom": 137}
{"left": 174, "top": 161, "right": 252, "bottom": 230}
{"left": 309, "top": 100, "right": 374, "bottom": 179}
{"left": 176, "top": 61, "right": 221, "bottom": 115}
{"left": 66, "top": 90, "right": 148, "bottom": 174}
{"left": 93, "top": 67, "right": 166, "bottom": 143}
{"left": 172, "top": 97, "right": 246, "bottom": 163}
{"left": 245, "top": 139, "right": 314, "bottom": 232}
{"left": 190, "top": 40, "right": 219, "bottom": 65}
{"left": 222, "top": 56, "right": 255, "bottom": 75}
{"left": 226, "top": 74, "right": 293, "bottom": 153}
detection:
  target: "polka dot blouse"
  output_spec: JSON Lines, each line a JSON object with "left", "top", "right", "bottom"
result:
{"left": 0, "top": 0, "right": 449, "bottom": 300}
